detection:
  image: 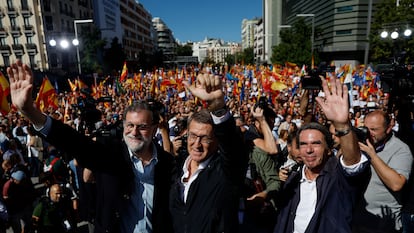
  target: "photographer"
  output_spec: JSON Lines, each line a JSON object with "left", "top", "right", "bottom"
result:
{"left": 241, "top": 97, "right": 280, "bottom": 233}
{"left": 278, "top": 132, "right": 302, "bottom": 183}
{"left": 171, "top": 117, "right": 189, "bottom": 166}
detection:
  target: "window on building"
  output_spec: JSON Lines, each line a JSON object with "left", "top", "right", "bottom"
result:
{"left": 24, "top": 16, "right": 30, "bottom": 26}
{"left": 21, "top": 0, "right": 29, "bottom": 9}
{"left": 336, "top": 29, "right": 352, "bottom": 35}
{"left": 43, "top": 0, "right": 51, "bottom": 11}
{"left": 337, "top": 6, "right": 353, "bottom": 13}
{"left": 29, "top": 55, "right": 35, "bottom": 68}
{"left": 45, "top": 16, "right": 53, "bottom": 31}
{"left": 10, "top": 17, "right": 17, "bottom": 27}
{"left": 7, "top": 0, "right": 13, "bottom": 10}
{"left": 27, "top": 35, "right": 33, "bottom": 44}
{"left": 13, "top": 36, "right": 19, "bottom": 45}
{"left": 0, "top": 38, "right": 6, "bottom": 46}
{"left": 2, "top": 55, "right": 10, "bottom": 67}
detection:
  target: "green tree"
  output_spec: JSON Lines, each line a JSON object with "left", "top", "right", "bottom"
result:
{"left": 175, "top": 44, "right": 193, "bottom": 56}
{"left": 241, "top": 47, "right": 254, "bottom": 65}
{"left": 370, "top": 0, "right": 414, "bottom": 64}
{"left": 270, "top": 18, "right": 317, "bottom": 66}
{"left": 225, "top": 54, "right": 235, "bottom": 66}
{"left": 81, "top": 27, "right": 107, "bottom": 74}
{"left": 103, "top": 37, "right": 126, "bottom": 75}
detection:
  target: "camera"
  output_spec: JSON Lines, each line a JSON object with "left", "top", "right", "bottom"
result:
{"left": 301, "top": 64, "right": 336, "bottom": 90}
{"left": 173, "top": 117, "right": 188, "bottom": 156}
{"left": 254, "top": 96, "right": 268, "bottom": 111}
{"left": 354, "top": 126, "right": 369, "bottom": 144}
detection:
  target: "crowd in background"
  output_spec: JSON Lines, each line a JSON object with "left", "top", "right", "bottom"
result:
{"left": 0, "top": 61, "right": 414, "bottom": 233}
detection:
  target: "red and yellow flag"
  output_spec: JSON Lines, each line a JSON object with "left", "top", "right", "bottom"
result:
{"left": 0, "top": 72, "right": 10, "bottom": 115}
{"left": 68, "top": 79, "right": 77, "bottom": 92}
{"left": 35, "top": 77, "right": 58, "bottom": 112}
{"left": 120, "top": 61, "right": 128, "bottom": 82}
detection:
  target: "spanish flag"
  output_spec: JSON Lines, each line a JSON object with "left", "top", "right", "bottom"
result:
{"left": 120, "top": 61, "right": 128, "bottom": 82}
{"left": 68, "top": 79, "right": 77, "bottom": 92}
{"left": 0, "top": 72, "right": 10, "bottom": 115}
{"left": 36, "top": 77, "right": 58, "bottom": 112}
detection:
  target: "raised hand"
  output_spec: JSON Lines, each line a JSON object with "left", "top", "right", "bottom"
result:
{"left": 7, "top": 60, "right": 35, "bottom": 113}
{"left": 183, "top": 73, "right": 225, "bottom": 111}
{"left": 315, "top": 77, "right": 349, "bottom": 127}
{"left": 7, "top": 60, "right": 46, "bottom": 127}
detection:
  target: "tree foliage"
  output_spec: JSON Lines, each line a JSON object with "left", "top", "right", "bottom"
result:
{"left": 175, "top": 44, "right": 193, "bottom": 56}
{"left": 271, "top": 18, "right": 317, "bottom": 66}
{"left": 370, "top": 0, "right": 414, "bottom": 64}
{"left": 81, "top": 27, "right": 107, "bottom": 74}
{"left": 103, "top": 37, "right": 126, "bottom": 75}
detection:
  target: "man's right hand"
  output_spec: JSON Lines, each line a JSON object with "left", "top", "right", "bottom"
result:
{"left": 7, "top": 60, "right": 46, "bottom": 127}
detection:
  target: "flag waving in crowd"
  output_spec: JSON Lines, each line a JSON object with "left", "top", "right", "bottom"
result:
{"left": 120, "top": 61, "right": 128, "bottom": 82}
{"left": 0, "top": 72, "right": 10, "bottom": 115}
{"left": 35, "top": 77, "right": 58, "bottom": 112}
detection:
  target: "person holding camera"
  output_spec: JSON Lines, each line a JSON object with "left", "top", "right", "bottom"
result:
{"left": 278, "top": 132, "right": 302, "bottom": 183}
{"left": 7, "top": 60, "right": 176, "bottom": 233}
{"left": 240, "top": 97, "right": 281, "bottom": 233}
{"left": 352, "top": 110, "right": 413, "bottom": 233}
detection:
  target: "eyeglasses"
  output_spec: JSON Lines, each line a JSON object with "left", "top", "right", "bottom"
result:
{"left": 124, "top": 123, "right": 153, "bottom": 131}
{"left": 187, "top": 132, "right": 213, "bottom": 145}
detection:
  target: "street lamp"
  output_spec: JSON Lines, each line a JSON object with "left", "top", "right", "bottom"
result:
{"left": 74, "top": 19, "right": 93, "bottom": 75}
{"left": 297, "top": 13, "right": 315, "bottom": 66}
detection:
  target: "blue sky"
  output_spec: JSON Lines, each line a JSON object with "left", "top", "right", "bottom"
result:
{"left": 138, "top": 0, "right": 262, "bottom": 43}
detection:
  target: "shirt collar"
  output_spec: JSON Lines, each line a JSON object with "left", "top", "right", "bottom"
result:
{"left": 129, "top": 142, "right": 159, "bottom": 164}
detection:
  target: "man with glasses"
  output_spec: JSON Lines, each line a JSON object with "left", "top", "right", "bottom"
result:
{"left": 169, "top": 73, "right": 248, "bottom": 233}
{"left": 7, "top": 60, "right": 176, "bottom": 233}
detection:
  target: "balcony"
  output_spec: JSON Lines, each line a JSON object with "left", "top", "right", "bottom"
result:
{"left": 23, "top": 25, "right": 34, "bottom": 36}
{"left": 25, "top": 43, "right": 37, "bottom": 55}
{"left": 0, "top": 27, "right": 7, "bottom": 38}
{"left": 12, "top": 44, "right": 24, "bottom": 56}
{"left": 7, "top": 6, "right": 18, "bottom": 18}
{"left": 20, "top": 6, "right": 32, "bottom": 17}
{"left": 9, "top": 26, "right": 21, "bottom": 36}
{"left": 0, "top": 7, "right": 5, "bottom": 18}
{"left": 0, "top": 45, "right": 10, "bottom": 53}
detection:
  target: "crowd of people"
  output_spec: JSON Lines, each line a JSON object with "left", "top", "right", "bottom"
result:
{"left": 0, "top": 59, "right": 413, "bottom": 233}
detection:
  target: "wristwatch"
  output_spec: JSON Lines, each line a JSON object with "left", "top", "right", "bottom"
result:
{"left": 334, "top": 127, "right": 351, "bottom": 137}
{"left": 212, "top": 108, "right": 228, "bottom": 117}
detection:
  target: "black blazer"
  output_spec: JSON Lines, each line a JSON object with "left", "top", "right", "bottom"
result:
{"left": 41, "top": 118, "right": 176, "bottom": 233}
{"left": 169, "top": 116, "right": 248, "bottom": 233}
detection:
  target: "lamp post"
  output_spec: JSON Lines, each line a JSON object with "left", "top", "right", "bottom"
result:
{"left": 297, "top": 14, "right": 315, "bottom": 66}
{"left": 379, "top": 26, "right": 412, "bottom": 64}
{"left": 74, "top": 19, "right": 93, "bottom": 75}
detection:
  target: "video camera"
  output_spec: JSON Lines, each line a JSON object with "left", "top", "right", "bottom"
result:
{"left": 73, "top": 88, "right": 116, "bottom": 136}
{"left": 301, "top": 64, "right": 336, "bottom": 90}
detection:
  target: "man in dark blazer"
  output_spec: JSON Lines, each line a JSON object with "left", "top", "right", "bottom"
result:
{"left": 7, "top": 60, "right": 176, "bottom": 233}
{"left": 169, "top": 73, "right": 248, "bottom": 233}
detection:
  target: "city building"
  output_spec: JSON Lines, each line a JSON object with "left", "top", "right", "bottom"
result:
{"left": 0, "top": 0, "right": 47, "bottom": 70}
{"left": 152, "top": 17, "right": 176, "bottom": 67}
{"left": 254, "top": 18, "right": 264, "bottom": 65}
{"left": 192, "top": 38, "right": 242, "bottom": 65}
{"left": 92, "top": 0, "right": 123, "bottom": 49}
{"left": 120, "top": 0, "right": 155, "bottom": 61}
{"left": 241, "top": 18, "right": 260, "bottom": 50}
{"left": 282, "top": 0, "right": 381, "bottom": 66}
{"left": 262, "top": 0, "right": 283, "bottom": 63}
